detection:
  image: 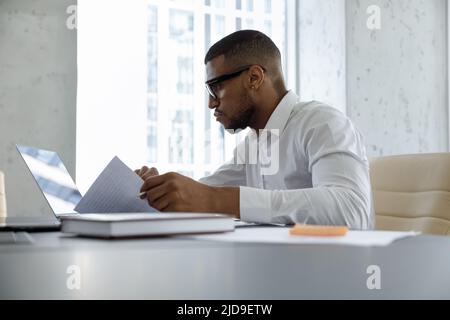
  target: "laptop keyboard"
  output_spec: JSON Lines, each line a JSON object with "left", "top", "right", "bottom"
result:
{"left": 0, "top": 232, "right": 35, "bottom": 244}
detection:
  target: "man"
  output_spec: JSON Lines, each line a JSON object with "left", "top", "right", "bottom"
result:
{"left": 137, "top": 30, "right": 373, "bottom": 229}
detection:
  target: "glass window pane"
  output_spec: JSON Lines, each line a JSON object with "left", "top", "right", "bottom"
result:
{"left": 147, "top": 125, "right": 157, "bottom": 163}
{"left": 236, "top": 0, "right": 242, "bottom": 10}
{"left": 205, "top": 14, "right": 211, "bottom": 49}
{"left": 264, "top": 0, "right": 272, "bottom": 14}
{"left": 171, "top": 0, "right": 196, "bottom": 6}
{"left": 246, "top": 0, "right": 254, "bottom": 12}
{"left": 146, "top": 1, "right": 288, "bottom": 176}
{"left": 215, "top": 15, "right": 225, "bottom": 37}
{"left": 147, "top": 94, "right": 158, "bottom": 121}
{"left": 210, "top": 0, "right": 226, "bottom": 9}
{"left": 168, "top": 9, "right": 194, "bottom": 164}
{"left": 264, "top": 20, "right": 272, "bottom": 35}
{"left": 147, "top": 7, "right": 158, "bottom": 106}
{"left": 245, "top": 18, "right": 254, "bottom": 29}
{"left": 236, "top": 17, "right": 242, "bottom": 30}
{"left": 147, "top": 6, "right": 158, "bottom": 164}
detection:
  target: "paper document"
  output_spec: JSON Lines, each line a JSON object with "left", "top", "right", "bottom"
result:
{"left": 75, "top": 157, "right": 157, "bottom": 213}
{"left": 183, "top": 227, "right": 419, "bottom": 247}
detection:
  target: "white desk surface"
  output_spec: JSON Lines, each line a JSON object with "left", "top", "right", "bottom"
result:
{"left": 1, "top": 229, "right": 450, "bottom": 299}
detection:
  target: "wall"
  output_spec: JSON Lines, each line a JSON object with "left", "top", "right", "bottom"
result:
{"left": 346, "top": 0, "right": 448, "bottom": 157}
{"left": 298, "top": 0, "right": 347, "bottom": 113}
{"left": 0, "top": 0, "right": 77, "bottom": 217}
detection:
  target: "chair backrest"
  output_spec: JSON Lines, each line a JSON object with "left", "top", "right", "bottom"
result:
{"left": 370, "top": 153, "right": 450, "bottom": 235}
{"left": 0, "top": 171, "right": 6, "bottom": 217}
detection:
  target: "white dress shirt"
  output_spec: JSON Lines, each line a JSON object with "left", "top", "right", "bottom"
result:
{"left": 199, "top": 91, "right": 374, "bottom": 230}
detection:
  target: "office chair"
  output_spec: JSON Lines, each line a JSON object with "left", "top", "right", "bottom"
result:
{"left": 0, "top": 171, "right": 6, "bottom": 217}
{"left": 370, "top": 153, "right": 450, "bottom": 235}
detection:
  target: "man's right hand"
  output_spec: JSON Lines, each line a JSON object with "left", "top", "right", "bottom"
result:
{"left": 135, "top": 166, "right": 159, "bottom": 180}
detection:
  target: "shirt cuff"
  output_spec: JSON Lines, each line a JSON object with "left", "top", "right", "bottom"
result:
{"left": 239, "top": 186, "right": 273, "bottom": 223}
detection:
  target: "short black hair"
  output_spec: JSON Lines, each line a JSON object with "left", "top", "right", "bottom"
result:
{"left": 204, "top": 30, "right": 281, "bottom": 67}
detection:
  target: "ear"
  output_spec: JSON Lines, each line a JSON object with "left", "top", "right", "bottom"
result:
{"left": 246, "top": 65, "right": 265, "bottom": 90}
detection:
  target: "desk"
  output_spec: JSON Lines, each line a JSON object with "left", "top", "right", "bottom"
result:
{"left": 1, "top": 230, "right": 450, "bottom": 299}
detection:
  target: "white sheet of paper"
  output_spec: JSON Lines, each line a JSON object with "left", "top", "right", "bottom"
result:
{"left": 183, "top": 227, "right": 419, "bottom": 247}
{"left": 74, "top": 157, "right": 157, "bottom": 213}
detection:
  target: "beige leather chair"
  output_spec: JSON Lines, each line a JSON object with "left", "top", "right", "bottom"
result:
{"left": 370, "top": 153, "right": 450, "bottom": 235}
{"left": 0, "top": 171, "right": 6, "bottom": 217}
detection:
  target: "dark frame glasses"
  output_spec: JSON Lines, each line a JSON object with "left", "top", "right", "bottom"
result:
{"left": 205, "top": 64, "right": 261, "bottom": 99}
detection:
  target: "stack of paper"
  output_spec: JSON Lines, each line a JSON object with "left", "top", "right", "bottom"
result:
{"left": 183, "top": 227, "right": 419, "bottom": 247}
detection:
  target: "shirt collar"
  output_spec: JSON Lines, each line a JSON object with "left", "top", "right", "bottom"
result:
{"left": 263, "top": 90, "right": 299, "bottom": 134}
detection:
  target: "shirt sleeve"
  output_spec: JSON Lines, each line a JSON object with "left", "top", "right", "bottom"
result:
{"left": 239, "top": 106, "right": 374, "bottom": 230}
{"left": 198, "top": 159, "right": 246, "bottom": 187}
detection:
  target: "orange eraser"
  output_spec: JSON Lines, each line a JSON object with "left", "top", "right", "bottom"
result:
{"left": 289, "top": 224, "right": 348, "bottom": 237}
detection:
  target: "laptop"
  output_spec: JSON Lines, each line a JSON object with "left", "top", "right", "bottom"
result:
{"left": 0, "top": 145, "right": 82, "bottom": 231}
{"left": 3, "top": 145, "right": 236, "bottom": 236}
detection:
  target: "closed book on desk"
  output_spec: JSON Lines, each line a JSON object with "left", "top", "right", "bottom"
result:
{"left": 61, "top": 213, "right": 235, "bottom": 238}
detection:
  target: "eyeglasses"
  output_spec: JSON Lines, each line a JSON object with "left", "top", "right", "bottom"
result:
{"left": 205, "top": 65, "right": 254, "bottom": 100}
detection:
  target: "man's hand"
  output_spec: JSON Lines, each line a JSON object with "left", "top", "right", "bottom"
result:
{"left": 135, "top": 166, "right": 159, "bottom": 179}
{"left": 139, "top": 172, "right": 240, "bottom": 218}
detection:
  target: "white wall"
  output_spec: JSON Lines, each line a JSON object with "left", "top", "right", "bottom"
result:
{"left": 298, "top": 0, "right": 347, "bottom": 113}
{"left": 299, "top": 0, "right": 449, "bottom": 157}
{"left": 346, "top": 0, "right": 449, "bottom": 157}
{"left": 0, "top": 0, "right": 77, "bottom": 217}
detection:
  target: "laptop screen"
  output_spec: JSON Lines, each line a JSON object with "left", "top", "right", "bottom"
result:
{"left": 16, "top": 145, "right": 82, "bottom": 216}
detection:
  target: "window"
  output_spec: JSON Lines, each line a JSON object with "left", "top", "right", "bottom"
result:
{"left": 145, "top": 0, "right": 293, "bottom": 179}
{"left": 76, "top": 0, "right": 297, "bottom": 193}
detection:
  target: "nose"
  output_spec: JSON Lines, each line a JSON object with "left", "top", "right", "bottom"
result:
{"left": 208, "top": 95, "right": 219, "bottom": 110}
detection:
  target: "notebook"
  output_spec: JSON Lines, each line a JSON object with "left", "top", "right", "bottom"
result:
{"left": 60, "top": 213, "right": 235, "bottom": 238}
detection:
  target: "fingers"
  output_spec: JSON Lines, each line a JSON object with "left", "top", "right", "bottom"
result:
{"left": 135, "top": 166, "right": 148, "bottom": 177}
{"left": 135, "top": 166, "right": 159, "bottom": 178}
{"left": 140, "top": 172, "right": 169, "bottom": 193}
{"left": 140, "top": 183, "right": 168, "bottom": 203}
{"left": 151, "top": 196, "right": 170, "bottom": 211}
{"left": 141, "top": 168, "right": 159, "bottom": 181}
{"left": 151, "top": 193, "right": 183, "bottom": 212}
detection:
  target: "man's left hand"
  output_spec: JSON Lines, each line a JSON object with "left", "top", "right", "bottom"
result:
{"left": 140, "top": 172, "right": 217, "bottom": 213}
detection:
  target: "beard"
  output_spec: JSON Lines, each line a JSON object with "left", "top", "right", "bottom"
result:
{"left": 224, "top": 93, "right": 256, "bottom": 132}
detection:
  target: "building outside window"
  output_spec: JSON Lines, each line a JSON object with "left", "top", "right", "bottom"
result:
{"left": 146, "top": 0, "right": 290, "bottom": 179}
{"left": 76, "top": 0, "right": 297, "bottom": 192}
